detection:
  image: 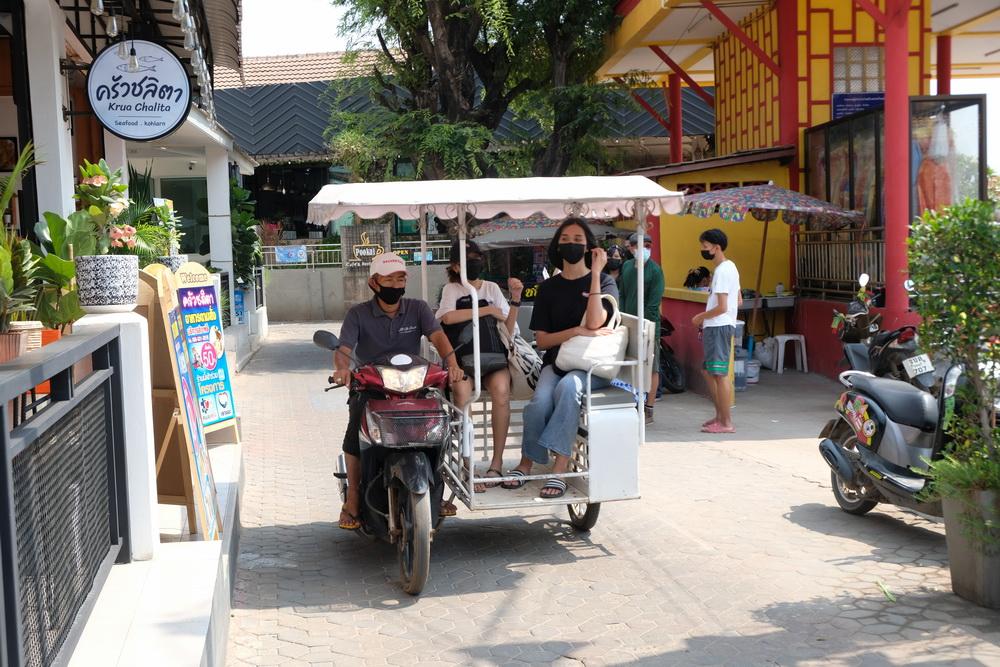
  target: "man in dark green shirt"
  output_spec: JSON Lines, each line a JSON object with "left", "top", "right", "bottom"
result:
{"left": 620, "top": 233, "right": 666, "bottom": 423}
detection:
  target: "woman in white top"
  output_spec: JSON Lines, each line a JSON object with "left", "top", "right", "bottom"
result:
{"left": 436, "top": 240, "right": 523, "bottom": 492}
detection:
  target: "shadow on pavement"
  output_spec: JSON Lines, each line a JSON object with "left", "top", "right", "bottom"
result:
{"left": 785, "top": 503, "right": 946, "bottom": 560}
{"left": 234, "top": 513, "right": 614, "bottom": 612}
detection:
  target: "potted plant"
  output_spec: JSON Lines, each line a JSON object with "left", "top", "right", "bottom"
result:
{"left": 33, "top": 211, "right": 91, "bottom": 331}
{"left": 71, "top": 159, "right": 141, "bottom": 313}
{"left": 910, "top": 197, "right": 1000, "bottom": 609}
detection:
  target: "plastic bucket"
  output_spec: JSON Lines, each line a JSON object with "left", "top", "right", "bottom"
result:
{"left": 746, "top": 359, "right": 761, "bottom": 384}
{"left": 734, "top": 347, "right": 748, "bottom": 391}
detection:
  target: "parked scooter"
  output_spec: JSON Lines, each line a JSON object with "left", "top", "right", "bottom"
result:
{"left": 658, "top": 315, "right": 686, "bottom": 394}
{"left": 817, "top": 364, "right": 963, "bottom": 517}
{"left": 313, "top": 330, "right": 454, "bottom": 595}
{"left": 832, "top": 274, "right": 936, "bottom": 392}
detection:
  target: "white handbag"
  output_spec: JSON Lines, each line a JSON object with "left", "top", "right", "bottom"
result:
{"left": 555, "top": 294, "right": 629, "bottom": 380}
{"left": 498, "top": 324, "right": 542, "bottom": 400}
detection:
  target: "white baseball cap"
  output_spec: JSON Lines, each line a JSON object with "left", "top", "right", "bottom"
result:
{"left": 369, "top": 252, "right": 409, "bottom": 277}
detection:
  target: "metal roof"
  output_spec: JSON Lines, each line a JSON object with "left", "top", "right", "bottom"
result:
{"left": 215, "top": 81, "right": 716, "bottom": 160}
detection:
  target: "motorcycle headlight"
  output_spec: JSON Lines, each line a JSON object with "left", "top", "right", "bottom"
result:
{"left": 377, "top": 365, "right": 428, "bottom": 394}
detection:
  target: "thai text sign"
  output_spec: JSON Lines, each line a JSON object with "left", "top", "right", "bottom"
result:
{"left": 87, "top": 40, "right": 191, "bottom": 141}
{"left": 176, "top": 263, "right": 236, "bottom": 429}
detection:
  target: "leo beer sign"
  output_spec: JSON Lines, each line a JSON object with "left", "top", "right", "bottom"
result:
{"left": 87, "top": 40, "right": 192, "bottom": 141}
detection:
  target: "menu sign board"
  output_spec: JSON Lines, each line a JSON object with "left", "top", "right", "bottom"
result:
{"left": 175, "top": 263, "right": 237, "bottom": 430}
{"left": 87, "top": 40, "right": 191, "bottom": 141}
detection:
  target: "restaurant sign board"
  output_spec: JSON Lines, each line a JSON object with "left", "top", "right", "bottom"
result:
{"left": 87, "top": 40, "right": 191, "bottom": 141}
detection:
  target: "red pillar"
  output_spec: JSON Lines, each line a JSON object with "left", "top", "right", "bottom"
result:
{"left": 883, "top": 0, "right": 911, "bottom": 318}
{"left": 937, "top": 34, "right": 952, "bottom": 95}
{"left": 777, "top": 0, "right": 799, "bottom": 189}
{"left": 668, "top": 73, "right": 683, "bottom": 163}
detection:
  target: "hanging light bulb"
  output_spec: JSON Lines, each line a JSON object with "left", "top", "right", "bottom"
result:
{"left": 184, "top": 30, "right": 196, "bottom": 51}
{"left": 191, "top": 50, "right": 201, "bottom": 69}
{"left": 128, "top": 43, "right": 140, "bottom": 73}
{"left": 107, "top": 12, "right": 119, "bottom": 38}
{"left": 184, "top": 14, "right": 195, "bottom": 33}
{"left": 91, "top": 0, "right": 104, "bottom": 16}
{"left": 117, "top": 38, "right": 128, "bottom": 59}
{"left": 172, "top": 0, "right": 186, "bottom": 21}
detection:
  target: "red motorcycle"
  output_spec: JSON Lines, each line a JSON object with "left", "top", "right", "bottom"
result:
{"left": 313, "top": 330, "right": 453, "bottom": 595}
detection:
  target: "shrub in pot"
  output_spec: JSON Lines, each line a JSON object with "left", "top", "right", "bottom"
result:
{"left": 910, "top": 198, "right": 1000, "bottom": 609}
{"left": 0, "top": 141, "right": 41, "bottom": 362}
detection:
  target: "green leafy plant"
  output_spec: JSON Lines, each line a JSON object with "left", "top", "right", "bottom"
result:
{"left": 909, "top": 197, "right": 1000, "bottom": 551}
{"left": 231, "top": 179, "right": 262, "bottom": 287}
{"left": 0, "top": 142, "right": 42, "bottom": 332}
{"left": 32, "top": 211, "right": 94, "bottom": 331}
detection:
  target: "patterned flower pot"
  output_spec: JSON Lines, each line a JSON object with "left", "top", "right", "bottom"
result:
{"left": 157, "top": 254, "right": 189, "bottom": 273}
{"left": 75, "top": 255, "right": 140, "bottom": 314}
{"left": 0, "top": 331, "right": 27, "bottom": 364}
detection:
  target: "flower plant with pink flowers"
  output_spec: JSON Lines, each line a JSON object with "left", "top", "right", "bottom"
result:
{"left": 74, "top": 159, "right": 136, "bottom": 255}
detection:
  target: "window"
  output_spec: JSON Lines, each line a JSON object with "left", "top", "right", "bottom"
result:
{"left": 160, "top": 177, "right": 209, "bottom": 256}
{"left": 833, "top": 46, "right": 884, "bottom": 94}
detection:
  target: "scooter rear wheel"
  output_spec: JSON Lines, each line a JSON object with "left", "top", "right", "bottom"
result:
{"left": 660, "top": 349, "right": 686, "bottom": 394}
{"left": 398, "top": 490, "right": 431, "bottom": 595}
{"left": 831, "top": 469, "right": 878, "bottom": 516}
{"left": 568, "top": 502, "right": 601, "bottom": 531}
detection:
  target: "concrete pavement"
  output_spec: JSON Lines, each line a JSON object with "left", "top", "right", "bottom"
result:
{"left": 227, "top": 323, "right": 1000, "bottom": 666}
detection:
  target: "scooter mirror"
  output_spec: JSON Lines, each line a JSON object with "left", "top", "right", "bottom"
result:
{"left": 904, "top": 279, "right": 915, "bottom": 292}
{"left": 313, "top": 330, "right": 341, "bottom": 351}
{"left": 858, "top": 273, "right": 870, "bottom": 288}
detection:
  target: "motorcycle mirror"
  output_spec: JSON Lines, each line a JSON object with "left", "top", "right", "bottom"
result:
{"left": 904, "top": 279, "right": 915, "bottom": 292}
{"left": 312, "top": 330, "right": 340, "bottom": 351}
{"left": 858, "top": 273, "right": 870, "bottom": 288}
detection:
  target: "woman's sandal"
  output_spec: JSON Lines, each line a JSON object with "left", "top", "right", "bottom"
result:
{"left": 339, "top": 507, "right": 361, "bottom": 530}
{"left": 539, "top": 478, "right": 567, "bottom": 499}
{"left": 483, "top": 468, "right": 504, "bottom": 488}
{"left": 501, "top": 469, "right": 527, "bottom": 490}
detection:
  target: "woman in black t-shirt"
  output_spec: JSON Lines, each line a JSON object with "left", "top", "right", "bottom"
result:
{"left": 501, "top": 218, "right": 619, "bottom": 499}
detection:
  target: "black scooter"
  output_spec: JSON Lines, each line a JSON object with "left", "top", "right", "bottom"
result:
{"left": 817, "top": 364, "right": 963, "bottom": 517}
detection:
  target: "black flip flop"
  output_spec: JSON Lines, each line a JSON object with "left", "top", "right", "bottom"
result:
{"left": 539, "top": 478, "right": 567, "bottom": 499}
{"left": 501, "top": 469, "right": 527, "bottom": 490}
{"left": 483, "top": 468, "right": 504, "bottom": 488}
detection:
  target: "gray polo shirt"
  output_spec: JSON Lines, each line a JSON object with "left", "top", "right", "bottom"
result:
{"left": 339, "top": 297, "right": 442, "bottom": 364}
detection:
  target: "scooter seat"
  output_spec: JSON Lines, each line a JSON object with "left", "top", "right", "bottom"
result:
{"left": 850, "top": 375, "right": 938, "bottom": 432}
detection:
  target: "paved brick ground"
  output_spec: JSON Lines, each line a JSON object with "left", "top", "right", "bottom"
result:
{"left": 228, "top": 323, "right": 1000, "bottom": 666}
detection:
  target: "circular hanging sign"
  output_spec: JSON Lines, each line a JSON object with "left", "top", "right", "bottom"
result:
{"left": 87, "top": 40, "right": 192, "bottom": 142}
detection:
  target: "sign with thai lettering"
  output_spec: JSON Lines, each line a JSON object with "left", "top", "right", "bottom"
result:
{"left": 87, "top": 40, "right": 191, "bottom": 141}
{"left": 832, "top": 92, "right": 884, "bottom": 120}
{"left": 175, "top": 263, "right": 237, "bottom": 431}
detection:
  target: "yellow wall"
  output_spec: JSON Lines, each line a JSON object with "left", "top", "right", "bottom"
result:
{"left": 656, "top": 161, "right": 791, "bottom": 296}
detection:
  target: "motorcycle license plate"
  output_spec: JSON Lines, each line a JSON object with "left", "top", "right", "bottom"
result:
{"left": 902, "top": 353, "right": 933, "bottom": 378}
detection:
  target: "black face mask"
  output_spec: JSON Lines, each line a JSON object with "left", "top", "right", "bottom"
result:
{"left": 558, "top": 243, "right": 587, "bottom": 265}
{"left": 375, "top": 284, "right": 405, "bottom": 305}
{"left": 701, "top": 249, "right": 716, "bottom": 261}
{"left": 466, "top": 258, "right": 484, "bottom": 281}
{"left": 606, "top": 258, "right": 622, "bottom": 272}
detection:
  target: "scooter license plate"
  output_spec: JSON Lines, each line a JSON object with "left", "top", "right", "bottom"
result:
{"left": 902, "top": 353, "right": 933, "bottom": 378}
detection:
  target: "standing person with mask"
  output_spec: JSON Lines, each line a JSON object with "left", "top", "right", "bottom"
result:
{"left": 436, "top": 240, "right": 523, "bottom": 491}
{"left": 691, "top": 229, "right": 741, "bottom": 434}
{"left": 501, "top": 218, "right": 619, "bottom": 499}
{"left": 333, "top": 252, "right": 465, "bottom": 529}
{"left": 603, "top": 244, "right": 626, "bottom": 285}
{"left": 620, "top": 233, "right": 666, "bottom": 423}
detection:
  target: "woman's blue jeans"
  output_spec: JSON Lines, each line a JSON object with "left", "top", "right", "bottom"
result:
{"left": 521, "top": 365, "right": 610, "bottom": 465}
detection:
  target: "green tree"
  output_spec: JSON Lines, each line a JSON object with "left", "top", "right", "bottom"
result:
{"left": 326, "top": 0, "right": 622, "bottom": 180}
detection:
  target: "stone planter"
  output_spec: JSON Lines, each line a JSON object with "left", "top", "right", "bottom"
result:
{"left": 157, "top": 254, "right": 189, "bottom": 273}
{"left": 943, "top": 491, "right": 1000, "bottom": 609}
{"left": 75, "top": 254, "right": 139, "bottom": 314}
{"left": 0, "top": 330, "right": 27, "bottom": 364}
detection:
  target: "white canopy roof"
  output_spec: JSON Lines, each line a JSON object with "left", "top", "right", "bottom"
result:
{"left": 307, "top": 176, "right": 684, "bottom": 224}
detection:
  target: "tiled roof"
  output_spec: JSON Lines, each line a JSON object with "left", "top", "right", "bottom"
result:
{"left": 216, "top": 80, "right": 716, "bottom": 159}
{"left": 214, "top": 51, "right": 384, "bottom": 89}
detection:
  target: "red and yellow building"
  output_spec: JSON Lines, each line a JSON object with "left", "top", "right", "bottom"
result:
{"left": 601, "top": 0, "right": 996, "bottom": 387}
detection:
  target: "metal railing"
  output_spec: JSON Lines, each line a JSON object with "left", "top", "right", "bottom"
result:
{"left": 795, "top": 227, "right": 885, "bottom": 301}
{"left": 0, "top": 325, "right": 130, "bottom": 667}
{"left": 262, "top": 240, "right": 453, "bottom": 269}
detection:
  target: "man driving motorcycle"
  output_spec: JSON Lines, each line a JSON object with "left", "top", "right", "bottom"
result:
{"left": 334, "top": 252, "right": 464, "bottom": 530}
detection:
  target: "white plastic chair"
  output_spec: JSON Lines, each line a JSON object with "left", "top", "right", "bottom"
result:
{"left": 774, "top": 334, "right": 808, "bottom": 374}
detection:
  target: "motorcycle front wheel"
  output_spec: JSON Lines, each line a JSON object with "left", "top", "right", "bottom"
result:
{"left": 660, "top": 349, "right": 686, "bottom": 394}
{"left": 830, "top": 469, "right": 878, "bottom": 516}
{"left": 398, "top": 489, "right": 431, "bottom": 595}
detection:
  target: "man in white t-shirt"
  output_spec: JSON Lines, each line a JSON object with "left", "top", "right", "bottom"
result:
{"left": 691, "top": 228, "right": 741, "bottom": 434}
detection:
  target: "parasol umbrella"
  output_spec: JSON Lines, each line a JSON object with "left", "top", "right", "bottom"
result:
{"left": 682, "top": 183, "right": 864, "bottom": 338}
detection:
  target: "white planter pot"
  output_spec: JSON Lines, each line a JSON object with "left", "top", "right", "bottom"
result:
{"left": 75, "top": 255, "right": 140, "bottom": 314}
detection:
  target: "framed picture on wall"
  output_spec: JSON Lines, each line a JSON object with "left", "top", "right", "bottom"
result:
{"left": 0, "top": 137, "right": 18, "bottom": 171}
